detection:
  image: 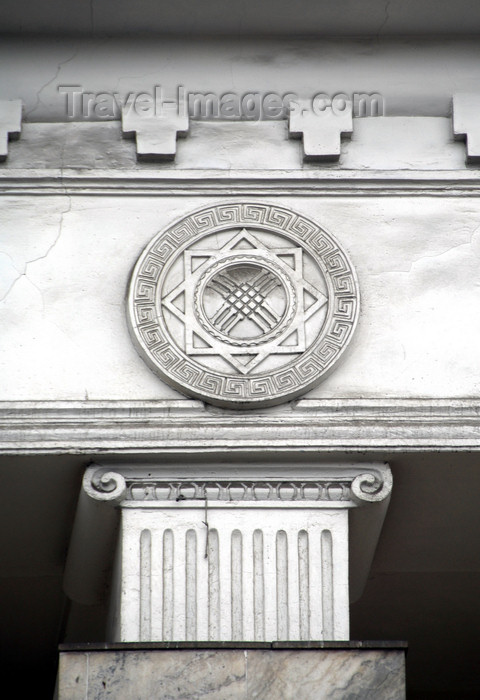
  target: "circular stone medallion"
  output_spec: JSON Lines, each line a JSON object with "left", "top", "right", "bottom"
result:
{"left": 127, "top": 202, "right": 360, "bottom": 408}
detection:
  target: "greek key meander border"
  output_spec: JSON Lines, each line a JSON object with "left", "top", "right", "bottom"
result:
{"left": 129, "top": 202, "right": 359, "bottom": 404}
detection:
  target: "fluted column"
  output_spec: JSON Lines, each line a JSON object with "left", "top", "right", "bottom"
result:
{"left": 65, "top": 462, "right": 392, "bottom": 643}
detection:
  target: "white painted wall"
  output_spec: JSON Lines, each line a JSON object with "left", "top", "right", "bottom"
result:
{"left": 1, "top": 179, "right": 479, "bottom": 400}
{"left": 1, "top": 36, "right": 479, "bottom": 403}
{"left": 1, "top": 36, "right": 480, "bottom": 121}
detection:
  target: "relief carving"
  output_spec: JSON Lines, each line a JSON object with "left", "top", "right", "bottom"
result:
{"left": 127, "top": 202, "right": 359, "bottom": 407}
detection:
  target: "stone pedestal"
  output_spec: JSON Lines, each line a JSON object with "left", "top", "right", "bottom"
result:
{"left": 57, "top": 642, "right": 407, "bottom": 700}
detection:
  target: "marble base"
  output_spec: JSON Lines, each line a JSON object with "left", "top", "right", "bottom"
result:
{"left": 57, "top": 642, "right": 406, "bottom": 700}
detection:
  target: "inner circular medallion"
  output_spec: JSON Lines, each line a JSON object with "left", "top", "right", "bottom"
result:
{"left": 194, "top": 255, "right": 297, "bottom": 347}
{"left": 204, "top": 262, "right": 286, "bottom": 341}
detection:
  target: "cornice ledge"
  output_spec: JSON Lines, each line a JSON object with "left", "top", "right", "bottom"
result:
{"left": 1, "top": 169, "right": 480, "bottom": 196}
{"left": 1, "top": 398, "right": 480, "bottom": 453}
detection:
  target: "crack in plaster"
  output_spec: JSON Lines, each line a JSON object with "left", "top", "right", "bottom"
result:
{"left": 0, "top": 250, "right": 22, "bottom": 277}
{"left": 370, "top": 227, "right": 480, "bottom": 277}
{"left": 90, "top": 0, "right": 95, "bottom": 34}
{"left": 0, "top": 198, "right": 72, "bottom": 303}
{"left": 59, "top": 127, "right": 68, "bottom": 171}
{"left": 25, "top": 51, "right": 78, "bottom": 120}
{"left": 112, "top": 71, "right": 160, "bottom": 98}
{"left": 377, "top": 0, "right": 392, "bottom": 38}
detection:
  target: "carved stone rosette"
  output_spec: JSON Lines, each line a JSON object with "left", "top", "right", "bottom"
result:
{"left": 127, "top": 202, "right": 359, "bottom": 408}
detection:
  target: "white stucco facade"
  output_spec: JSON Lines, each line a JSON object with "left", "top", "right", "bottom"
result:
{"left": 2, "top": 9, "right": 480, "bottom": 697}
